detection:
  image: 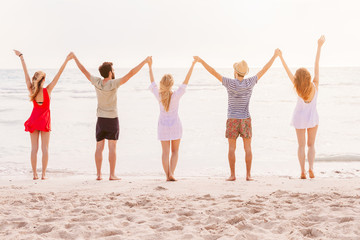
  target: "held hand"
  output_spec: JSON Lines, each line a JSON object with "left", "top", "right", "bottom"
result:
{"left": 274, "top": 48, "right": 281, "bottom": 57}
{"left": 66, "top": 52, "right": 74, "bottom": 62}
{"left": 14, "top": 49, "right": 22, "bottom": 57}
{"left": 318, "top": 35, "right": 325, "bottom": 47}
{"left": 147, "top": 56, "right": 152, "bottom": 67}
{"left": 193, "top": 56, "right": 201, "bottom": 62}
{"left": 69, "top": 52, "right": 77, "bottom": 60}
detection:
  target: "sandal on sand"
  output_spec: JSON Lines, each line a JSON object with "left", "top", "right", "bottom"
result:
{"left": 300, "top": 172, "right": 307, "bottom": 179}
{"left": 309, "top": 169, "right": 315, "bottom": 179}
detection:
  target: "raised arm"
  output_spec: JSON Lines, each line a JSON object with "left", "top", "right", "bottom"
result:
{"left": 278, "top": 50, "right": 295, "bottom": 84}
{"left": 148, "top": 57, "right": 154, "bottom": 83}
{"left": 183, "top": 60, "right": 197, "bottom": 85}
{"left": 14, "top": 50, "right": 32, "bottom": 93}
{"left": 313, "top": 35, "right": 325, "bottom": 88}
{"left": 46, "top": 53, "right": 73, "bottom": 94}
{"left": 72, "top": 52, "right": 91, "bottom": 81}
{"left": 256, "top": 49, "right": 279, "bottom": 81}
{"left": 194, "top": 56, "right": 222, "bottom": 82}
{"left": 118, "top": 57, "right": 150, "bottom": 86}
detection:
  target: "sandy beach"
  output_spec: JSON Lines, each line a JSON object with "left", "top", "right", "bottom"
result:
{"left": 1, "top": 176, "right": 359, "bottom": 239}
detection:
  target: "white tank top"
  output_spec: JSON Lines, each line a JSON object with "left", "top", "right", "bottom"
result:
{"left": 291, "top": 82, "right": 319, "bottom": 129}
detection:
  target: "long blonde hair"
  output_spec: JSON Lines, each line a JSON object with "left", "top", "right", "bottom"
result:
{"left": 159, "top": 74, "right": 174, "bottom": 112}
{"left": 294, "top": 68, "right": 312, "bottom": 101}
{"left": 29, "top": 71, "right": 46, "bottom": 101}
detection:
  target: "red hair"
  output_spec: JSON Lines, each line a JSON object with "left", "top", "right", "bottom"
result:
{"left": 294, "top": 68, "right": 312, "bottom": 101}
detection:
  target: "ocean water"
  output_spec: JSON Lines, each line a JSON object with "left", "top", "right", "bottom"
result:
{"left": 0, "top": 67, "right": 359, "bottom": 179}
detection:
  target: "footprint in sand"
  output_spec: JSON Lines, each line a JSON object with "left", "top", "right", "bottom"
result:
{"left": 11, "top": 200, "right": 24, "bottom": 206}
{"left": 197, "top": 194, "right": 215, "bottom": 201}
{"left": 64, "top": 223, "right": 75, "bottom": 229}
{"left": 177, "top": 216, "right": 187, "bottom": 222}
{"left": 204, "top": 224, "right": 218, "bottom": 230}
{"left": 35, "top": 225, "right": 53, "bottom": 234}
{"left": 226, "top": 215, "right": 245, "bottom": 225}
{"left": 168, "top": 225, "right": 184, "bottom": 231}
{"left": 222, "top": 194, "right": 237, "bottom": 199}
{"left": 37, "top": 195, "right": 45, "bottom": 201}
{"left": 176, "top": 210, "right": 195, "bottom": 217}
{"left": 300, "top": 228, "right": 323, "bottom": 238}
{"left": 136, "top": 199, "right": 151, "bottom": 206}
{"left": 124, "top": 201, "right": 136, "bottom": 208}
{"left": 126, "top": 215, "right": 136, "bottom": 222}
{"left": 100, "top": 228, "right": 124, "bottom": 237}
{"left": 154, "top": 186, "right": 168, "bottom": 191}
{"left": 338, "top": 217, "right": 354, "bottom": 223}
{"left": 249, "top": 207, "right": 262, "bottom": 214}
{"left": 236, "top": 222, "right": 253, "bottom": 231}
{"left": 13, "top": 221, "right": 28, "bottom": 228}
{"left": 149, "top": 224, "right": 161, "bottom": 229}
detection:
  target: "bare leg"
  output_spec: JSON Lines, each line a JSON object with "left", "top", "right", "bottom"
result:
{"left": 295, "top": 129, "right": 306, "bottom": 179}
{"left": 108, "top": 140, "right": 120, "bottom": 180}
{"left": 243, "top": 137, "right": 253, "bottom": 181}
{"left": 95, "top": 140, "right": 105, "bottom": 180}
{"left": 226, "top": 138, "right": 237, "bottom": 181}
{"left": 40, "top": 131, "right": 50, "bottom": 180}
{"left": 169, "top": 139, "right": 181, "bottom": 181}
{"left": 160, "top": 141, "right": 171, "bottom": 180}
{"left": 307, "top": 125, "right": 318, "bottom": 178}
{"left": 30, "top": 131, "right": 40, "bottom": 180}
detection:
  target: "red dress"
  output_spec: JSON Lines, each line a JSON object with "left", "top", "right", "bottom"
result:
{"left": 24, "top": 88, "right": 51, "bottom": 133}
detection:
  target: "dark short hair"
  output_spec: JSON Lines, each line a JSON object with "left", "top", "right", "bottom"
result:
{"left": 98, "top": 62, "right": 113, "bottom": 78}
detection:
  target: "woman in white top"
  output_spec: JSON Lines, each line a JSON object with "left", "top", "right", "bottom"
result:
{"left": 279, "top": 35, "right": 326, "bottom": 179}
{"left": 148, "top": 57, "right": 197, "bottom": 181}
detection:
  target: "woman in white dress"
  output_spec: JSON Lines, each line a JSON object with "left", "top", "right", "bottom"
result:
{"left": 148, "top": 57, "right": 197, "bottom": 181}
{"left": 279, "top": 35, "right": 326, "bottom": 179}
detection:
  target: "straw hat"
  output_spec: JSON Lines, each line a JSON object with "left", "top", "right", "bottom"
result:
{"left": 233, "top": 60, "right": 249, "bottom": 77}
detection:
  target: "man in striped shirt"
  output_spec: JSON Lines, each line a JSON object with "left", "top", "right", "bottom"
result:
{"left": 194, "top": 49, "right": 280, "bottom": 181}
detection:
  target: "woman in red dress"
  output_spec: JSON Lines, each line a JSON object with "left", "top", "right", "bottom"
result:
{"left": 14, "top": 50, "right": 73, "bottom": 180}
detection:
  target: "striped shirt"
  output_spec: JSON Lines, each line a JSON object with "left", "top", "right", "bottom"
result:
{"left": 222, "top": 75, "right": 258, "bottom": 119}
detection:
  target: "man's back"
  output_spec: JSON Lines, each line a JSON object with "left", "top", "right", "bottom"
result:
{"left": 91, "top": 75, "right": 122, "bottom": 118}
{"left": 222, "top": 75, "right": 258, "bottom": 119}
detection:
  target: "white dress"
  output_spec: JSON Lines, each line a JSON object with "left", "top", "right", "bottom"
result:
{"left": 149, "top": 82, "right": 187, "bottom": 141}
{"left": 291, "top": 82, "right": 319, "bottom": 129}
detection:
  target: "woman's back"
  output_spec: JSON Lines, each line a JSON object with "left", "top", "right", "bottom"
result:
{"left": 149, "top": 82, "right": 186, "bottom": 116}
{"left": 291, "top": 82, "right": 319, "bottom": 129}
{"left": 149, "top": 82, "right": 187, "bottom": 141}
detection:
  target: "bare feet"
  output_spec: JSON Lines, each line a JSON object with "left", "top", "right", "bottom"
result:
{"left": 300, "top": 172, "right": 307, "bottom": 179}
{"left": 226, "top": 176, "right": 236, "bottom": 181}
{"left": 96, "top": 175, "right": 103, "bottom": 181}
{"left": 309, "top": 169, "right": 315, "bottom": 179}
{"left": 246, "top": 177, "right": 254, "bottom": 181}
{"left": 33, "top": 174, "right": 39, "bottom": 180}
{"left": 167, "top": 175, "right": 177, "bottom": 181}
{"left": 109, "top": 175, "right": 121, "bottom": 181}
{"left": 41, "top": 175, "right": 48, "bottom": 180}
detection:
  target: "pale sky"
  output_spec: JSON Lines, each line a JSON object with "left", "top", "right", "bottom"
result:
{"left": 1, "top": 0, "right": 359, "bottom": 69}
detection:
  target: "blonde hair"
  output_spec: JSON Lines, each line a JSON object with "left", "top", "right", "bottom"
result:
{"left": 29, "top": 71, "right": 46, "bottom": 101}
{"left": 159, "top": 74, "right": 174, "bottom": 112}
{"left": 294, "top": 68, "right": 312, "bottom": 101}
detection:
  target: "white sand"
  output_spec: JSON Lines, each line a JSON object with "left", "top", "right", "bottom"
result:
{"left": 0, "top": 176, "right": 359, "bottom": 239}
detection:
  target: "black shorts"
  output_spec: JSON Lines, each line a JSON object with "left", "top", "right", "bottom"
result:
{"left": 96, "top": 117, "right": 119, "bottom": 142}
